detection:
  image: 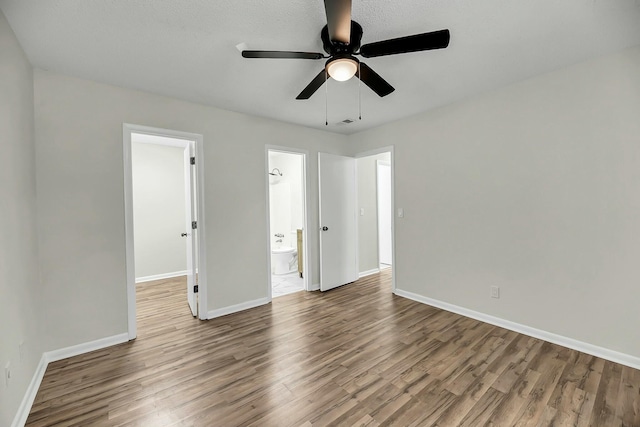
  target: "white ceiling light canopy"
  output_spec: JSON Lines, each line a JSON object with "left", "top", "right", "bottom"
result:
{"left": 326, "top": 56, "right": 358, "bottom": 82}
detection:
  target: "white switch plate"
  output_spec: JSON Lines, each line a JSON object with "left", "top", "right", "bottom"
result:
{"left": 491, "top": 286, "right": 500, "bottom": 299}
{"left": 397, "top": 208, "right": 404, "bottom": 218}
{"left": 4, "top": 362, "right": 10, "bottom": 387}
{"left": 360, "top": 208, "right": 365, "bottom": 216}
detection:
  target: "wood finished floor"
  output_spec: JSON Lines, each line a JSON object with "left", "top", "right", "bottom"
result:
{"left": 26, "top": 271, "right": 640, "bottom": 426}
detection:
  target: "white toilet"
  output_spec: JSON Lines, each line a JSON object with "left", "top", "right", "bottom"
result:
{"left": 272, "top": 246, "right": 297, "bottom": 275}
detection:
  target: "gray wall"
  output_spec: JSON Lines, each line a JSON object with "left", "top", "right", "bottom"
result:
{"left": 132, "top": 142, "right": 187, "bottom": 279}
{"left": 349, "top": 46, "right": 640, "bottom": 358}
{"left": 4, "top": 12, "right": 640, "bottom": 423}
{"left": 357, "top": 152, "right": 391, "bottom": 273}
{"left": 0, "top": 11, "right": 43, "bottom": 426}
{"left": 34, "top": 69, "right": 349, "bottom": 350}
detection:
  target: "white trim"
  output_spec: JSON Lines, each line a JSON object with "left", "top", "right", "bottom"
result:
{"left": 359, "top": 268, "right": 380, "bottom": 278}
{"left": 194, "top": 133, "right": 208, "bottom": 320}
{"left": 123, "top": 125, "right": 136, "bottom": 340}
{"left": 12, "top": 333, "right": 129, "bottom": 426}
{"left": 394, "top": 288, "right": 640, "bottom": 370}
{"left": 11, "top": 354, "right": 47, "bottom": 427}
{"left": 135, "top": 270, "right": 188, "bottom": 283}
{"left": 123, "top": 124, "right": 209, "bottom": 337}
{"left": 207, "top": 297, "right": 270, "bottom": 319}
{"left": 45, "top": 333, "right": 130, "bottom": 363}
{"left": 310, "top": 282, "right": 320, "bottom": 291}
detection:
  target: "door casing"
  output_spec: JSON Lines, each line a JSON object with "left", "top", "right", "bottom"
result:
{"left": 123, "top": 124, "right": 208, "bottom": 339}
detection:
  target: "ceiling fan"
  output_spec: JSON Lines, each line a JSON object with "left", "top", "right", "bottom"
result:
{"left": 241, "top": 0, "right": 450, "bottom": 100}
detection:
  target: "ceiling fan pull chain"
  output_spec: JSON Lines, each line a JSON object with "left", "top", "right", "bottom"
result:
{"left": 325, "top": 69, "right": 329, "bottom": 126}
{"left": 358, "top": 62, "right": 362, "bottom": 121}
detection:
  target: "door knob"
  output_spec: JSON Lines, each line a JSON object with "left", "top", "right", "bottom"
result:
{"left": 181, "top": 233, "right": 188, "bottom": 237}
{"left": 321, "top": 226, "right": 329, "bottom": 231}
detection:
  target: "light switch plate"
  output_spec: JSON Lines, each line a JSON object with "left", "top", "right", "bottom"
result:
{"left": 491, "top": 286, "right": 500, "bottom": 299}
{"left": 397, "top": 208, "right": 404, "bottom": 218}
{"left": 4, "top": 362, "right": 10, "bottom": 387}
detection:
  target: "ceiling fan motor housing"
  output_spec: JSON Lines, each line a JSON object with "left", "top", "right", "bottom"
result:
{"left": 322, "top": 21, "right": 363, "bottom": 55}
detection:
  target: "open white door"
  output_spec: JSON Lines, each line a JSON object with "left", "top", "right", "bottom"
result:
{"left": 184, "top": 145, "right": 198, "bottom": 316}
{"left": 377, "top": 161, "right": 392, "bottom": 265}
{"left": 319, "top": 153, "right": 358, "bottom": 291}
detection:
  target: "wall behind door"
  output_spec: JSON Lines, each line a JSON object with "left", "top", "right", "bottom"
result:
{"left": 132, "top": 142, "right": 187, "bottom": 280}
{"left": 357, "top": 152, "right": 391, "bottom": 274}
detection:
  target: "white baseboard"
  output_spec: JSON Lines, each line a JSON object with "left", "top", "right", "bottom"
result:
{"left": 359, "top": 268, "right": 380, "bottom": 278}
{"left": 309, "top": 283, "right": 320, "bottom": 291}
{"left": 11, "top": 332, "right": 130, "bottom": 427}
{"left": 11, "top": 354, "right": 48, "bottom": 427}
{"left": 394, "top": 288, "right": 640, "bottom": 370}
{"left": 207, "top": 297, "right": 270, "bottom": 319}
{"left": 135, "top": 270, "right": 187, "bottom": 283}
{"left": 45, "top": 333, "right": 130, "bottom": 363}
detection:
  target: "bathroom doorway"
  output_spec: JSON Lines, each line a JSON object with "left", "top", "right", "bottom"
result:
{"left": 266, "top": 147, "right": 309, "bottom": 298}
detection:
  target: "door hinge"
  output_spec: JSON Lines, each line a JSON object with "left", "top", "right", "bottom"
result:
{"left": 194, "top": 285, "right": 198, "bottom": 293}
{"left": 190, "top": 157, "right": 195, "bottom": 165}
{"left": 191, "top": 221, "right": 197, "bottom": 229}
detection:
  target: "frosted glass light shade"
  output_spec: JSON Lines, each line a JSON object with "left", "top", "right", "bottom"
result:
{"left": 326, "top": 58, "right": 358, "bottom": 82}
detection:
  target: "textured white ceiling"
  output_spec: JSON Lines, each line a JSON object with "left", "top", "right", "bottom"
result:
{"left": 2, "top": 0, "right": 640, "bottom": 134}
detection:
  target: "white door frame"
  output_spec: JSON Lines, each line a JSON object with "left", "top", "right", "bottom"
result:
{"left": 265, "top": 145, "right": 311, "bottom": 298}
{"left": 355, "top": 146, "right": 396, "bottom": 293}
{"left": 123, "top": 124, "right": 208, "bottom": 340}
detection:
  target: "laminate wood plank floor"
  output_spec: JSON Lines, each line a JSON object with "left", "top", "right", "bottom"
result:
{"left": 26, "top": 270, "right": 639, "bottom": 426}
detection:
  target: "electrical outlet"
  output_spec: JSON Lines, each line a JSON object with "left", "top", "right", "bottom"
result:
{"left": 491, "top": 286, "right": 500, "bottom": 299}
{"left": 4, "top": 362, "right": 10, "bottom": 387}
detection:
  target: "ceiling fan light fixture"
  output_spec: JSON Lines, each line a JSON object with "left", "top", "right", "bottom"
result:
{"left": 326, "top": 57, "right": 358, "bottom": 81}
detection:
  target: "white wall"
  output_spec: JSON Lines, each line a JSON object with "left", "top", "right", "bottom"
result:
{"left": 132, "top": 142, "right": 187, "bottom": 279}
{"left": 357, "top": 152, "right": 391, "bottom": 273}
{"left": 0, "top": 11, "right": 43, "bottom": 426}
{"left": 34, "top": 69, "right": 349, "bottom": 350}
{"left": 349, "top": 46, "right": 640, "bottom": 358}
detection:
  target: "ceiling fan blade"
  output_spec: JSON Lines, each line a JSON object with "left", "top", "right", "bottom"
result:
{"left": 360, "top": 29, "right": 450, "bottom": 58}
{"left": 242, "top": 50, "right": 324, "bottom": 60}
{"left": 324, "top": 0, "right": 352, "bottom": 44}
{"left": 356, "top": 63, "right": 395, "bottom": 97}
{"left": 296, "top": 69, "right": 327, "bottom": 100}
